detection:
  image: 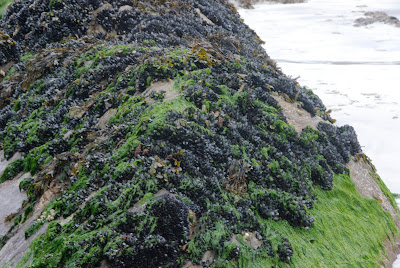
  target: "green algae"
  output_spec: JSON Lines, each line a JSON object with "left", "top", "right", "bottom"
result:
{"left": 0, "top": 0, "right": 13, "bottom": 18}
{"left": 74, "top": 44, "right": 140, "bottom": 78}
{"left": 25, "top": 220, "right": 44, "bottom": 239}
{"left": 111, "top": 79, "right": 195, "bottom": 162}
{"left": 3, "top": 47, "right": 393, "bottom": 267}
{"left": 24, "top": 143, "right": 51, "bottom": 175}
{"left": 251, "top": 174, "right": 398, "bottom": 268}
{"left": 20, "top": 52, "right": 35, "bottom": 62}
{"left": 177, "top": 174, "right": 398, "bottom": 268}
{"left": 17, "top": 181, "right": 148, "bottom": 268}
{"left": 373, "top": 173, "right": 399, "bottom": 214}
{"left": 0, "top": 15, "right": 396, "bottom": 267}
{"left": 0, "top": 158, "right": 24, "bottom": 183}
{"left": 0, "top": 66, "right": 15, "bottom": 82}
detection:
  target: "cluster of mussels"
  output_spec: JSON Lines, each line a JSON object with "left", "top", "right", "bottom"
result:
{"left": 0, "top": 0, "right": 361, "bottom": 267}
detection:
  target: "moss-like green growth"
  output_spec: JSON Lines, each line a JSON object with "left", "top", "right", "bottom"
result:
{"left": 20, "top": 52, "right": 35, "bottom": 62}
{"left": 22, "top": 204, "right": 34, "bottom": 223}
{"left": 74, "top": 44, "right": 141, "bottom": 78}
{"left": 0, "top": 1, "right": 396, "bottom": 265}
{"left": 23, "top": 143, "right": 51, "bottom": 175}
{"left": 251, "top": 174, "right": 398, "bottom": 267}
{"left": 0, "top": 158, "right": 24, "bottom": 183}
{"left": 25, "top": 220, "right": 45, "bottom": 239}
{"left": 373, "top": 173, "right": 399, "bottom": 213}
{"left": 0, "top": 0, "right": 13, "bottom": 19}
{"left": 0, "top": 66, "right": 15, "bottom": 81}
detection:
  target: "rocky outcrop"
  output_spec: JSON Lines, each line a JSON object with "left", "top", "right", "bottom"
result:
{"left": 354, "top": 11, "right": 400, "bottom": 28}
{"left": 0, "top": 0, "right": 398, "bottom": 267}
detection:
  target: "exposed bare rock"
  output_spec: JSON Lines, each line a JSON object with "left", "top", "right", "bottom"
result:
{"left": 0, "top": 151, "right": 22, "bottom": 174}
{"left": 88, "top": 3, "right": 114, "bottom": 36}
{"left": 196, "top": 8, "right": 215, "bottom": 25}
{"left": 275, "top": 92, "right": 400, "bottom": 266}
{"left": 96, "top": 108, "right": 117, "bottom": 129}
{"left": 347, "top": 157, "right": 400, "bottom": 266}
{"left": 348, "top": 158, "right": 400, "bottom": 229}
{"left": 273, "top": 94, "right": 323, "bottom": 133}
{"left": 0, "top": 209, "right": 48, "bottom": 266}
{"left": 0, "top": 0, "right": 397, "bottom": 266}
{"left": 140, "top": 80, "right": 179, "bottom": 104}
{"left": 381, "top": 236, "right": 400, "bottom": 268}
{"left": 0, "top": 173, "right": 27, "bottom": 236}
{"left": 183, "top": 260, "right": 202, "bottom": 268}
{"left": 232, "top": 231, "right": 263, "bottom": 249}
{"left": 97, "top": 259, "right": 111, "bottom": 268}
{"left": 201, "top": 250, "right": 215, "bottom": 264}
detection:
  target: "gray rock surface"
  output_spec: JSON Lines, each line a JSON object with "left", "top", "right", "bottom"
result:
{"left": 354, "top": 11, "right": 400, "bottom": 27}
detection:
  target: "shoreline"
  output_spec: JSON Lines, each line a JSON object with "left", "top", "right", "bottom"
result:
{"left": 238, "top": 0, "right": 400, "bottom": 193}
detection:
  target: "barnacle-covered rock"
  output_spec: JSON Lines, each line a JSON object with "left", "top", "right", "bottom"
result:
{"left": 0, "top": 0, "right": 396, "bottom": 267}
{"left": 0, "top": 31, "right": 19, "bottom": 66}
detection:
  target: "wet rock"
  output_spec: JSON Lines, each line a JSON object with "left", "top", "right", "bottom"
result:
{"left": 354, "top": 11, "right": 400, "bottom": 28}
{"left": 0, "top": 0, "right": 370, "bottom": 266}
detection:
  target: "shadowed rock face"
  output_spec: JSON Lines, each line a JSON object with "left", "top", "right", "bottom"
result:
{"left": 0, "top": 0, "right": 392, "bottom": 267}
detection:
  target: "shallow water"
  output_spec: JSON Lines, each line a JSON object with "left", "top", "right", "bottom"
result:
{"left": 239, "top": 0, "right": 400, "bottom": 194}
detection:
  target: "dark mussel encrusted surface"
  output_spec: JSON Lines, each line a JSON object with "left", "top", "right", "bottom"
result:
{"left": 0, "top": 0, "right": 361, "bottom": 266}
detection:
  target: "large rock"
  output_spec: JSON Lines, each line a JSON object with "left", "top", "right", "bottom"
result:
{"left": 0, "top": 0, "right": 398, "bottom": 267}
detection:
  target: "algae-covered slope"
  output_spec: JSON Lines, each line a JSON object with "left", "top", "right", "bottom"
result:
{"left": 0, "top": 0, "right": 398, "bottom": 267}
